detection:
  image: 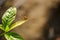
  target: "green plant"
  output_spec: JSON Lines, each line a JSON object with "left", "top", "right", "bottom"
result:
{"left": 0, "top": 7, "right": 27, "bottom": 40}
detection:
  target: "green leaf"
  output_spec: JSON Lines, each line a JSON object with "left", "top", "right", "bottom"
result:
{"left": 9, "top": 20, "right": 27, "bottom": 31}
{"left": 0, "top": 24, "right": 4, "bottom": 31}
{"left": 2, "top": 7, "right": 17, "bottom": 32}
{"left": 4, "top": 32, "right": 24, "bottom": 40}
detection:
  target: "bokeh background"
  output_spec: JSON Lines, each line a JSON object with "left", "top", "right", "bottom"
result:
{"left": 0, "top": 0, "right": 60, "bottom": 40}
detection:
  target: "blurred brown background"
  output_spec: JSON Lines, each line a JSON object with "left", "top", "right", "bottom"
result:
{"left": 0, "top": 0, "right": 60, "bottom": 40}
